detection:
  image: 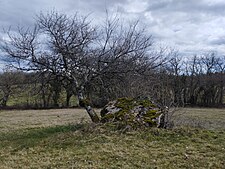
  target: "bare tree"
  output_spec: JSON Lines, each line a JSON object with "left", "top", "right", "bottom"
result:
{"left": 167, "top": 51, "right": 185, "bottom": 106}
{"left": 217, "top": 56, "right": 225, "bottom": 105}
{"left": 0, "top": 69, "right": 25, "bottom": 107}
{"left": 1, "top": 11, "right": 154, "bottom": 122}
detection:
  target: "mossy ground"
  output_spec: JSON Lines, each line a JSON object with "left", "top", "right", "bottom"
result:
{"left": 0, "top": 108, "right": 225, "bottom": 168}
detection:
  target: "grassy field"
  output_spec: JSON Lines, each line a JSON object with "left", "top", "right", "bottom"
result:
{"left": 0, "top": 109, "right": 90, "bottom": 133}
{"left": 174, "top": 108, "right": 225, "bottom": 130}
{"left": 0, "top": 108, "right": 225, "bottom": 168}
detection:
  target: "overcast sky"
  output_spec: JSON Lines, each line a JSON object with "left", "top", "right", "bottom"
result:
{"left": 1, "top": 0, "right": 225, "bottom": 61}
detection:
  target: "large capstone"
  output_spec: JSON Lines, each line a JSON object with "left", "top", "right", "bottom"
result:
{"left": 100, "top": 97, "right": 164, "bottom": 127}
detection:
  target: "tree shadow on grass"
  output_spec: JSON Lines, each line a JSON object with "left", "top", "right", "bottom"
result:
{"left": 0, "top": 123, "right": 87, "bottom": 151}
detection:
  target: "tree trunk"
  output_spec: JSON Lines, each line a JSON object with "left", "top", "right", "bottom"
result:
{"left": 77, "top": 88, "right": 100, "bottom": 123}
{"left": 41, "top": 89, "right": 47, "bottom": 108}
{"left": 219, "top": 75, "right": 224, "bottom": 105}
{"left": 83, "top": 104, "right": 100, "bottom": 123}
{"left": 66, "top": 90, "right": 73, "bottom": 107}
{"left": 1, "top": 94, "right": 9, "bottom": 107}
{"left": 71, "top": 77, "right": 100, "bottom": 122}
{"left": 52, "top": 91, "right": 59, "bottom": 107}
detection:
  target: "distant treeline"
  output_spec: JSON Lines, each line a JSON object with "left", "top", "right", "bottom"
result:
{"left": 0, "top": 53, "right": 224, "bottom": 109}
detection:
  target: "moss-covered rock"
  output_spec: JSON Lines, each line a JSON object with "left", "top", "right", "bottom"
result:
{"left": 100, "top": 97, "right": 163, "bottom": 128}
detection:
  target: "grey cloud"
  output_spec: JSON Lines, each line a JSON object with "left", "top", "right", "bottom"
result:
{"left": 0, "top": 0, "right": 129, "bottom": 29}
{"left": 136, "top": 0, "right": 225, "bottom": 55}
{"left": 209, "top": 38, "right": 225, "bottom": 46}
{"left": 0, "top": 0, "right": 225, "bottom": 62}
{"left": 0, "top": 0, "right": 44, "bottom": 27}
{"left": 147, "top": 0, "right": 225, "bottom": 15}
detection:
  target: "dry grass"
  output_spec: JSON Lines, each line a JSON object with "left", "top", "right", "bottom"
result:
{"left": 1, "top": 107, "right": 224, "bottom": 133}
{"left": 173, "top": 108, "right": 225, "bottom": 130}
{"left": 0, "top": 108, "right": 90, "bottom": 133}
{"left": 0, "top": 107, "right": 225, "bottom": 168}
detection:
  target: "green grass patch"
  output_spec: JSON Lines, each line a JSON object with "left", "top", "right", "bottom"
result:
{"left": 0, "top": 124, "right": 82, "bottom": 149}
{"left": 0, "top": 123, "right": 225, "bottom": 168}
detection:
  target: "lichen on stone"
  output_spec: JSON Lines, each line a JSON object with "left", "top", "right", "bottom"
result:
{"left": 100, "top": 97, "right": 163, "bottom": 128}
